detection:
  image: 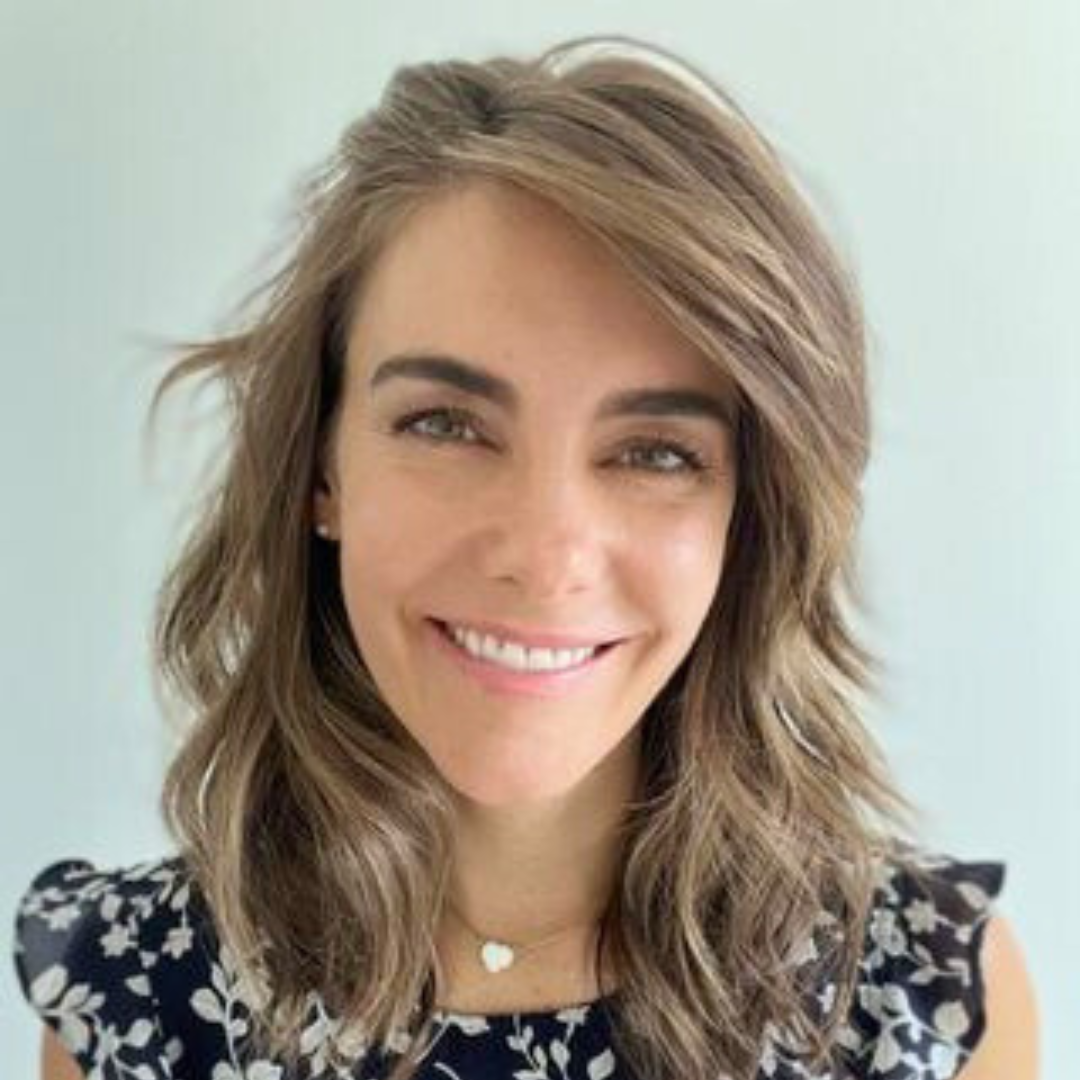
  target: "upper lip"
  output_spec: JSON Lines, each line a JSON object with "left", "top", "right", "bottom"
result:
{"left": 431, "top": 616, "right": 626, "bottom": 650}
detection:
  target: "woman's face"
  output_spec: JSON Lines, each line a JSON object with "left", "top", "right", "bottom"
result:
{"left": 316, "top": 178, "right": 739, "bottom": 808}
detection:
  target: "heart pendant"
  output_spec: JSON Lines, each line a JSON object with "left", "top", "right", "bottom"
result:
{"left": 479, "top": 941, "right": 515, "bottom": 973}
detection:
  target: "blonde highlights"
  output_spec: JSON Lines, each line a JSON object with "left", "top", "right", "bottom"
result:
{"left": 147, "top": 34, "right": 923, "bottom": 1080}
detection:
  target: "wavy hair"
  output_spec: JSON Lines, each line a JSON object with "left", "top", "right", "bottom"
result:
{"left": 147, "top": 33, "right": 925, "bottom": 1080}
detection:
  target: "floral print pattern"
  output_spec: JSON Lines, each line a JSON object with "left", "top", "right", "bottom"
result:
{"left": 11, "top": 847, "right": 1004, "bottom": 1079}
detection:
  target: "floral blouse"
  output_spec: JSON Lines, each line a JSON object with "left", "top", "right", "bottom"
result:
{"left": 11, "top": 847, "right": 1004, "bottom": 1079}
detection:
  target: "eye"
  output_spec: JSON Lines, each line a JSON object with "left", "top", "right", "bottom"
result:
{"left": 616, "top": 440, "right": 709, "bottom": 476}
{"left": 391, "top": 407, "right": 483, "bottom": 445}
{"left": 390, "top": 407, "right": 711, "bottom": 478}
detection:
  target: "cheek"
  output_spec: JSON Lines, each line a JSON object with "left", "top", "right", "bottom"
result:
{"left": 641, "top": 511, "right": 728, "bottom": 606}
{"left": 334, "top": 468, "right": 457, "bottom": 652}
{"left": 334, "top": 479, "right": 411, "bottom": 642}
{"left": 622, "top": 507, "right": 730, "bottom": 665}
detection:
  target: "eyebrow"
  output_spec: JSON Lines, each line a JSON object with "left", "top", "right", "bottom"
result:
{"left": 368, "top": 352, "right": 737, "bottom": 430}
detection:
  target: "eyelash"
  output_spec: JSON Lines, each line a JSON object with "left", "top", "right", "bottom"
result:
{"left": 390, "top": 406, "right": 710, "bottom": 476}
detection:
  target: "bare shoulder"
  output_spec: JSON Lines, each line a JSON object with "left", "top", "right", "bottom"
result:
{"left": 40, "top": 1026, "right": 86, "bottom": 1080}
{"left": 958, "top": 913, "right": 1040, "bottom": 1080}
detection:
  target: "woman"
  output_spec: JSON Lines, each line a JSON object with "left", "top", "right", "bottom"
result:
{"left": 13, "top": 34, "right": 1038, "bottom": 1080}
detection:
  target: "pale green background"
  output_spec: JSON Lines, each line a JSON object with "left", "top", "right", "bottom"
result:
{"left": 2, "top": 2, "right": 1075, "bottom": 1076}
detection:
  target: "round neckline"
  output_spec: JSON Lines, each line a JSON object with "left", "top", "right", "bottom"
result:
{"left": 432, "top": 989, "right": 619, "bottom": 1023}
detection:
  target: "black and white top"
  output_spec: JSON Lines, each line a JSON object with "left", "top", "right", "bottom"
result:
{"left": 11, "top": 847, "right": 1004, "bottom": 1079}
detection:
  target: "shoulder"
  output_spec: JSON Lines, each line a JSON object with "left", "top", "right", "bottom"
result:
{"left": 835, "top": 844, "right": 1037, "bottom": 1080}
{"left": 956, "top": 912, "right": 1039, "bottom": 1080}
{"left": 11, "top": 854, "right": 192, "bottom": 1078}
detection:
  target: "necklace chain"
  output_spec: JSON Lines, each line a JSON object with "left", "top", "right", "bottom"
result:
{"left": 444, "top": 898, "right": 600, "bottom": 974}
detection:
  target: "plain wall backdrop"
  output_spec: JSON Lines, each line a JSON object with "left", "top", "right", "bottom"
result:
{"left": 2, "top": 2, "right": 1075, "bottom": 1076}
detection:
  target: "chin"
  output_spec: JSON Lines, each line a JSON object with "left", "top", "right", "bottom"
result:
{"left": 443, "top": 763, "right": 583, "bottom": 808}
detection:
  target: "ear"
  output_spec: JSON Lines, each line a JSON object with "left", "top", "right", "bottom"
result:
{"left": 312, "top": 483, "right": 337, "bottom": 538}
{"left": 311, "top": 438, "right": 340, "bottom": 539}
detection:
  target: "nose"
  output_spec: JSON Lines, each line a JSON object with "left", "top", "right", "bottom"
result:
{"left": 477, "top": 457, "right": 608, "bottom": 602}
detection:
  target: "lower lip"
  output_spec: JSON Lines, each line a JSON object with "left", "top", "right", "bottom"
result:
{"left": 425, "top": 619, "right": 624, "bottom": 700}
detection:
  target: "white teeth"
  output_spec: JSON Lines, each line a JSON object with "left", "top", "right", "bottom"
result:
{"left": 446, "top": 623, "right": 597, "bottom": 672}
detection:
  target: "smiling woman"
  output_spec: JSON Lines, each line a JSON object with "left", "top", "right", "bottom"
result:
{"left": 12, "top": 32, "right": 1037, "bottom": 1080}
{"left": 311, "top": 177, "right": 741, "bottom": 816}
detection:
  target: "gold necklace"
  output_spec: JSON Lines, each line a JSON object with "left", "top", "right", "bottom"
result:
{"left": 444, "top": 899, "right": 599, "bottom": 975}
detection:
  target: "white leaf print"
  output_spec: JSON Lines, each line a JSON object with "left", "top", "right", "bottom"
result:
{"left": 446, "top": 1013, "right": 491, "bottom": 1035}
{"left": 29, "top": 964, "right": 67, "bottom": 1007}
{"left": 58, "top": 1015, "right": 91, "bottom": 1055}
{"left": 246, "top": 1061, "right": 284, "bottom": 1079}
{"left": 881, "top": 983, "right": 910, "bottom": 1013}
{"left": 957, "top": 882, "right": 989, "bottom": 910}
{"left": 857, "top": 984, "right": 884, "bottom": 1018}
{"left": 99, "top": 1024, "right": 122, "bottom": 1057}
{"left": 508, "top": 1025, "right": 535, "bottom": 1052}
{"left": 192, "top": 987, "right": 226, "bottom": 1023}
{"left": 59, "top": 982, "right": 91, "bottom": 1011}
{"left": 11, "top": 849, "right": 1006, "bottom": 1080}
{"left": 300, "top": 1015, "right": 330, "bottom": 1054}
{"left": 836, "top": 1021, "right": 861, "bottom": 1051}
{"left": 946, "top": 956, "right": 971, "bottom": 980}
{"left": 871, "top": 1030, "right": 902, "bottom": 1072}
{"left": 125, "top": 1018, "right": 155, "bottom": 1048}
{"left": 930, "top": 1040, "right": 960, "bottom": 1080}
{"left": 551, "top": 1039, "right": 569, "bottom": 1070}
{"left": 555, "top": 1005, "right": 589, "bottom": 1025}
{"left": 212, "top": 960, "right": 230, "bottom": 997}
{"left": 588, "top": 1049, "right": 615, "bottom": 1078}
{"left": 933, "top": 1000, "right": 970, "bottom": 1038}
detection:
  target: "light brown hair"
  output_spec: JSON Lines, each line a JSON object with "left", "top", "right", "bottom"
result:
{"left": 147, "top": 33, "right": 924, "bottom": 1080}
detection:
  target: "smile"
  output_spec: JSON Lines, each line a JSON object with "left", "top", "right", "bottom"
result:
{"left": 441, "top": 621, "right": 605, "bottom": 671}
{"left": 426, "top": 618, "right": 624, "bottom": 699}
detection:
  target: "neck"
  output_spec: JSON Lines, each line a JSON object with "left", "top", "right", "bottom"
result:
{"left": 445, "top": 727, "right": 640, "bottom": 943}
{"left": 433, "top": 728, "right": 639, "bottom": 1012}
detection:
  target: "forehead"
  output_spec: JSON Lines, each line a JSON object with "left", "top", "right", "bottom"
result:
{"left": 346, "top": 178, "right": 735, "bottom": 398}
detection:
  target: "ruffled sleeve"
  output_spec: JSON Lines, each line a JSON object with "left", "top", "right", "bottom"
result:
{"left": 838, "top": 848, "right": 1007, "bottom": 1080}
{"left": 11, "top": 857, "right": 176, "bottom": 1080}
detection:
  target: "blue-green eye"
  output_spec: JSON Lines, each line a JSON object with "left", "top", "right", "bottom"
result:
{"left": 392, "top": 406, "right": 480, "bottom": 444}
{"left": 391, "top": 407, "right": 709, "bottom": 476}
{"left": 619, "top": 441, "right": 708, "bottom": 474}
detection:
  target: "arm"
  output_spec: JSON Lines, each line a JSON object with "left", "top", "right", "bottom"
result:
{"left": 958, "top": 913, "right": 1040, "bottom": 1079}
{"left": 40, "top": 1027, "right": 86, "bottom": 1080}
